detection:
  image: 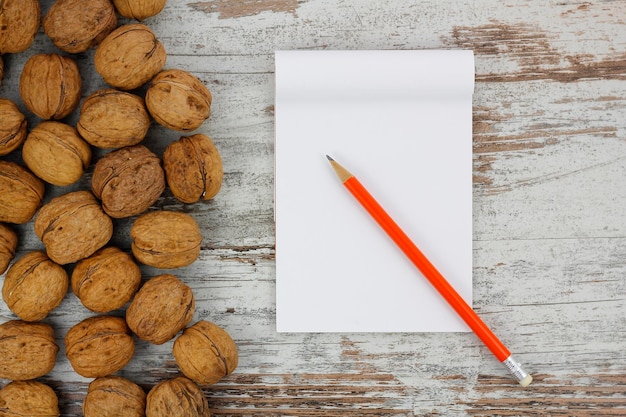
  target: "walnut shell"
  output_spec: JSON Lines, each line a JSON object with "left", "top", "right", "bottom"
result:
{"left": 78, "top": 89, "right": 151, "bottom": 149}
{"left": 0, "top": 381, "right": 60, "bottom": 417}
{"left": 130, "top": 211, "right": 202, "bottom": 269}
{"left": 126, "top": 274, "right": 195, "bottom": 345}
{"left": 3, "top": 251, "right": 69, "bottom": 322}
{"left": 113, "top": 0, "right": 167, "bottom": 20}
{"left": 172, "top": 320, "right": 238, "bottom": 385}
{"left": 23, "top": 121, "right": 91, "bottom": 186}
{"left": 34, "top": 191, "right": 113, "bottom": 265}
{"left": 20, "top": 54, "right": 82, "bottom": 120}
{"left": 0, "top": 320, "right": 59, "bottom": 380}
{"left": 0, "top": 161, "right": 45, "bottom": 224}
{"left": 91, "top": 145, "right": 165, "bottom": 218}
{"left": 65, "top": 315, "right": 135, "bottom": 378}
{"left": 0, "top": 0, "right": 40, "bottom": 54}
{"left": 43, "top": 0, "right": 117, "bottom": 54}
{"left": 0, "top": 98, "right": 27, "bottom": 156}
{"left": 83, "top": 376, "right": 146, "bottom": 417}
{"left": 72, "top": 247, "right": 142, "bottom": 313}
{"left": 146, "top": 69, "right": 212, "bottom": 132}
{"left": 95, "top": 23, "right": 166, "bottom": 90}
{"left": 0, "top": 223, "right": 18, "bottom": 274}
{"left": 0, "top": 55, "right": 3, "bottom": 86}
{"left": 145, "top": 377, "right": 210, "bottom": 417}
{"left": 163, "top": 134, "right": 223, "bottom": 203}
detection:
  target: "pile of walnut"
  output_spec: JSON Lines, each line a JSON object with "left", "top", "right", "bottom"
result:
{"left": 0, "top": 1, "right": 237, "bottom": 416}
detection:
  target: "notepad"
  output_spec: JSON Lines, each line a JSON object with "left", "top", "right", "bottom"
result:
{"left": 275, "top": 50, "right": 475, "bottom": 332}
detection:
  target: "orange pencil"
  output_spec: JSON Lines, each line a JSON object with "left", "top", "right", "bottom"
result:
{"left": 327, "top": 155, "right": 532, "bottom": 387}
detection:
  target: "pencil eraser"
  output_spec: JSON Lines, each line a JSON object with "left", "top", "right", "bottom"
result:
{"left": 519, "top": 374, "right": 533, "bottom": 387}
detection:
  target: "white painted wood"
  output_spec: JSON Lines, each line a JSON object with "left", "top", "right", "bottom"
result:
{"left": 0, "top": 0, "right": 624, "bottom": 415}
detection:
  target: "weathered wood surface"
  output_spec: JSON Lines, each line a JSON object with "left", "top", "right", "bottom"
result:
{"left": 1, "top": 0, "right": 625, "bottom": 415}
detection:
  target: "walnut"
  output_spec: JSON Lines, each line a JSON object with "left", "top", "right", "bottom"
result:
{"left": 130, "top": 211, "right": 202, "bottom": 269}
{"left": 146, "top": 69, "right": 212, "bottom": 132}
{"left": 34, "top": 191, "right": 113, "bottom": 265}
{"left": 0, "top": 161, "right": 45, "bottom": 224}
{"left": 95, "top": 23, "right": 166, "bottom": 90}
{"left": 3, "top": 251, "right": 69, "bottom": 322}
{"left": 113, "top": 0, "right": 167, "bottom": 20}
{"left": 78, "top": 89, "right": 151, "bottom": 149}
{"left": 0, "top": 98, "right": 27, "bottom": 156}
{"left": 65, "top": 315, "right": 135, "bottom": 378}
{"left": 0, "top": 55, "right": 3, "bottom": 86}
{"left": 72, "top": 247, "right": 142, "bottom": 313}
{"left": 19, "top": 53, "right": 82, "bottom": 120}
{"left": 43, "top": 0, "right": 117, "bottom": 54}
{"left": 83, "top": 376, "right": 146, "bottom": 417}
{"left": 91, "top": 145, "right": 166, "bottom": 218}
{"left": 145, "top": 377, "right": 210, "bottom": 417}
{"left": 163, "top": 134, "right": 223, "bottom": 203}
{"left": 126, "top": 274, "right": 195, "bottom": 345}
{"left": 0, "top": 0, "right": 40, "bottom": 54}
{"left": 22, "top": 121, "right": 91, "bottom": 186}
{"left": 173, "top": 320, "right": 238, "bottom": 385}
{"left": 0, "top": 223, "right": 18, "bottom": 274}
{"left": 0, "top": 381, "right": 60, "bottom": 417}
{"left": 0, "top": 320, "right": 59, "bottom": 380}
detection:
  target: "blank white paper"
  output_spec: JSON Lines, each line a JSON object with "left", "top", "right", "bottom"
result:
{"left": 275, "top": 50, "right": 475, "bottom": 332}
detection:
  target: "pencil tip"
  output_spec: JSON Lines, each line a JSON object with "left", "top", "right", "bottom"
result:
{"left": 326, "top": 156, "right": 353, "bottom": 182}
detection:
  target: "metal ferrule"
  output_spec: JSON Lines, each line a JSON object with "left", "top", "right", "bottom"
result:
{"left": 502, "top": 355, "right": 529, "bottom": 382}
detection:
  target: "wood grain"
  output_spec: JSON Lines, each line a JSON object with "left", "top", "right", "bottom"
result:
{"left": 188, "top": 0, "right": 300, "bottom": 19}
{"left": 0, "top": 0, "right": 624, "bottom": 415}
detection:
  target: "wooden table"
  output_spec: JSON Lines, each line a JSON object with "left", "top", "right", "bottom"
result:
{"left": 1, "top": 0, "right": 625, "bottom": 415}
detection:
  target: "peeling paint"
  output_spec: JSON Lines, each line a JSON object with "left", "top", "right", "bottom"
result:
{"left": 446, "top": 23, "right": 626, "bottom": 82}
{"left": 204, "top": 370, "right": 415, "bottom": 416}
{"left": 465, "top": 373, "right": 626, "bottom": 416}
{"left": 188, "top": 0, "right": 300, "bottom": 19}
{"left": 448, "top": 22, "right": 561, "bottom": 69}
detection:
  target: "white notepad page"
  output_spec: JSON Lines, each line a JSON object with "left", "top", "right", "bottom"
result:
{"left": 275, "top": 50, "right": 475, "bottom": 332}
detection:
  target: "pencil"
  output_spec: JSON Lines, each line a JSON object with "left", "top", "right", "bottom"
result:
{"left": 326, "top": 155, "right": 532, "bottom": 387}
